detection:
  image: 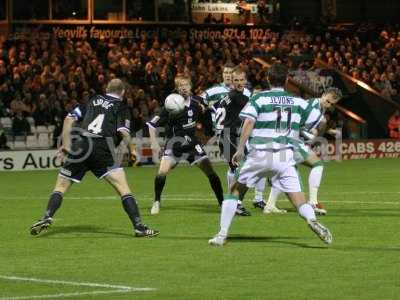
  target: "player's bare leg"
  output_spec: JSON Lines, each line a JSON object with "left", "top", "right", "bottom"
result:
{"left": 30, "top": 175, "right": 73, "bottom": 236}
{"left": 286, "top": 191, "right": 332, "bottom": 244}
{"left": 223, "top": 163, "right": 251, "bottom": 216}
{"left": 197, "top": 158, "right": 224, "bottom": 206}
{"left": 303, "top": 154, "right": 327, "bottom": 215}
{"left": 209, "top": 181, "right": 248, "bottom": 246}
{"left": 236, "top": 182, "right": 251, "bottom": 216}
{"left": 221, "top": 135, "right": 251, "bottom": 216}
{"left": 151, "top": 157, "right": 176, "bottom": 215}
{"left": 105, "top": 168, "right": 159, "bottom": 237}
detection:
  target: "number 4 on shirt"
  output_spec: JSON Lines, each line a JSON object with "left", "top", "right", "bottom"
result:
{"left": 88, "top": 114, "right": 105, "bottom": 134}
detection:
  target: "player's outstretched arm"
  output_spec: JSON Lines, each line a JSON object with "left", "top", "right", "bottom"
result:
{"left": 56, "top": 116, "right": 75, "bottom": 163}
{"left": 60, "top": 116, "right": 75, "bottom": 152}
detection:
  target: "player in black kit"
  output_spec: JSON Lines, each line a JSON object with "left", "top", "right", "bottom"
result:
{"left": 147, "top": 76, "right": 224, "bottom": 215}
{"left": 213, "top": 68, "right": 267, "bottom": 215}
{"left": 30, "top": 79, "right": 159, "bottom": 237}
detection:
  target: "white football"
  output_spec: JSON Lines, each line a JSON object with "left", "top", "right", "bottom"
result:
{"left": 165, "top": 93, "right": 185, "bottom": 114}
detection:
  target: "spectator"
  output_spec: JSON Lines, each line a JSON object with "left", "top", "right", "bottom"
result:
{"left": 388, "top": 110, "right": 400, "bottom": 139}
{"left": 32, "top": 94, "right": 53, "bottom": 126}
{"left": 12, "top": 112, "right": 31, "bottom": 137}
{"left": 0, "top": 97, "right": 7, "bottom": 117}
{"left": 257, "top": 1, "right": 271, "bottom": 24}
{"left": 9, "top": 93, "right": 25, "bottom": 116}
{"left": 0, "top": 123, "right": 8, "bottom": 149}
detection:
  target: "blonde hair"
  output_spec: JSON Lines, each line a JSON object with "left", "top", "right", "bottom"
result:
{"left": 174, "top": 75, "right": 191, "bottom": 87}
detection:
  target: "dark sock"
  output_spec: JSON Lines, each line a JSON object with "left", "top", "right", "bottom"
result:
{"left": 154, "top": 175, "right": 166, "bottom": 202}
{"left": 239, "top": 189, "right": 246, "bottom": 202}
{"left": 208, "top": 173, "right": 224, "bottom": 206}
{"left": 44, "top": 191, "right": 63, "bottom": 218}
{"left": 122, "top": 194, "right": 142, "bottom": 229}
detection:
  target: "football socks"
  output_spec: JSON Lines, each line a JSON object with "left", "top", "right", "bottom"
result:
{"left": 298, "top": 203, "right": 317, "bottom": 222}
{"left": 208, "top": 173, "right": 224, "bottom": 206}
{"left": 44, "top": 191, "right": 63, "bottom": 218}
{"left": 309, "top": 165, "right": 324, "bottom": 205}
{"left": 219, "top": 195, "right": 238, "bottom": 237}
{"left": 121, "top": 194, "right": 142, "bottom": 229}
{"left": 266, "top": 186, "right": 281, "bottom": 208}
{"left": 154, "top": 175, "right": 166, "bottom": 202}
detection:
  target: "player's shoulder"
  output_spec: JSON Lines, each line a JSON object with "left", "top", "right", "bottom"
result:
{"left": 190, "top": 95, "right": 203, "bottom": 108}
{"left": 118, "top": 100, "right": 130, "bottom": 111}
{"left": 249, "top": 88, "right": 290, "bottom": 101}
{"left": 87, "top": 94, "right": 100, "bottom": 104}
{"left": 89, "top": 94, "right": 121, "bottom": 106}
{"left": 291, "top": 95, "right": 309, "bottom": 106}
{"left": 204, "top": 84, "right": 230, "bottom": 95}
{"left": 250, "top": 89, "right": 308, "bottom": 108}
{"left": 191, "top": 95, "right": 203, "bottom": 102}
{"left": 308, "top": 97, "right": 321, "bottom": 108}
{"left": 253, "top": 88, "right": 290, "bottom": 96}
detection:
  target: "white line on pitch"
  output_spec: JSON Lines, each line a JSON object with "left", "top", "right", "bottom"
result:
{"left": 0, "top": 275, "right": 152, "bottom": 290}
{"left": 0, "top": 275, "right": 155, "bottom": 300}
{"left": 5, "top": 197, "right": 398, "bottom": 205}
{"left": 0, "top": 191, "right": 400, "bottom": 200}
{"left": 153, "top": 199, "right": 400, "bottom": 205}
{"left": 0, "top": 290, "right": 132, "bottom": 300}
{"left": 1, "top": 191, "right": 400, "bottom": 201}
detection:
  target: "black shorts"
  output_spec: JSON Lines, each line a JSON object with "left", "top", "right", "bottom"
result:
{"left": 218, "top": 132, "right": 247, "bottom": 172}
{"left": 162, "top": 136, "right": 208, "bottom": 165}
{"left": 219, "top": 133, "right": 237, "bottom": 164}
{"left": 59, "top": 136, "right": 120, "bottom": 183}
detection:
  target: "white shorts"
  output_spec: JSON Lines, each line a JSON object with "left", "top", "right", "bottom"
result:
{"left": 237, "top": 148, "right": 302, "bottom": 193}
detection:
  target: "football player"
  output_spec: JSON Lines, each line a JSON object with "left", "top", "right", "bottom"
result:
{"left": 201, "top": 64, "right": 266, "bottom": 216}
{"left": 211, "top": 67, "right": 268, "bottom": 216}
{"left": 148, "top": 76, "right": 224, "bottom": 215}
{"left": 30, "top": 79, "right": 159, "bottom": 237}
{"left": 209, "top": 64, "right": 332, "bottom": 246}
{"left": 200, "top": 62, "right": 237, "bottom": 108}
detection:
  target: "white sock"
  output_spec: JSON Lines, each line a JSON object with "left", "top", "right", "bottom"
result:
{"left": 254, "top": 178, "right": 266, "bottom": 203}
{"left": 219, "top": 197, "right": 238, "bottom": 237}
{"left": 266, "top": 187, "right": 281, "bottom": 208}
{"left": 227, "top": 169, "right": 236, "bottom": 191}
{"left": 298, "top": 203, "right": 316, "bottom": 222}
{"left": 309, "top": 165, "right": 323, "bottom": 205}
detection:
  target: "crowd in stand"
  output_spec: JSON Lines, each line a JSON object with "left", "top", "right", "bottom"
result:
{"left": 0, "top": 31, "right": 266, "bottom": 146}
{"left": 254, "top": 24, "right": 400, "bottom": 102}
{"left": 0, "top": 23, "right": 399, "bottom": 148}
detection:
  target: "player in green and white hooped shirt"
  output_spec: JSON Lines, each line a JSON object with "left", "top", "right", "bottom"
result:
{"left": 201, "top": 62, "right": 236, "bottom": 108}
{"left": 209, "top": 64, "right": 333, "bottom": 246}
{"left": 264, "top": 87, "right": 343, "bottom": 215}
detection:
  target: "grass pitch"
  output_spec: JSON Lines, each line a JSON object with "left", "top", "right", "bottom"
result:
{"left": 0, "top": 158, "right": 399, "bottom": 300}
